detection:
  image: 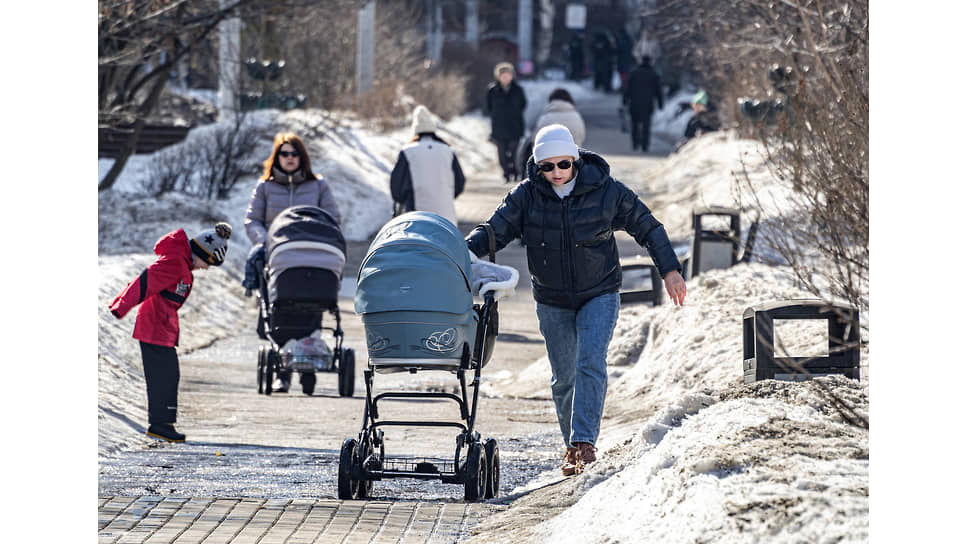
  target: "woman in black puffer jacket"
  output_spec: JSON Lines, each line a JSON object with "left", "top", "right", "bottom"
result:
{"left": 466, "top": 124, "right": 686, "bottom": 477}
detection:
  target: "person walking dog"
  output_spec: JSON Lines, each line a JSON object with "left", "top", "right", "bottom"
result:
{"left": 466, "top": 124, "right": 686, "bottom": 476}
{"left": 109, "top": 222, "right": 233, "bottom": 442}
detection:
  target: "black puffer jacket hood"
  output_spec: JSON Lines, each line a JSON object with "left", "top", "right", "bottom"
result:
{"left": 470, "top": 150, "right": 681, "bottom": 309}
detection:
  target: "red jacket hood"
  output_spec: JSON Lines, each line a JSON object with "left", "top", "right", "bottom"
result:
{"left": 154, "top": 228, "right": 192, "bottom": 263}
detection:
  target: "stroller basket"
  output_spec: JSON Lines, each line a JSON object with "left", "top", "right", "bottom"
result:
{"left": 382, "top": 456, "right": 456, "bottom": 477}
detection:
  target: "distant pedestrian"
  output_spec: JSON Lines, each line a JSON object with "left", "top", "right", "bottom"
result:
{"left": 485, "top": 62, "right": 527, "bottom": 182}
{"left": 615, "top": 27, "right": 635, "bottom": 93}
{"left": 683, "top": 90, "right": 720, "bottom": 140}
{"left": 534, "top": 88, "right": 586, "bottom": 147}
{"left": 567, "top": 31, "right": 585, "bottom": 81}
{"left": 518, "top": 88, "right": 587, "bottom": 177}
{"left": 390, "top": 105, "right": 466, "bottom": 226}
{"left": 109, "top": 222, "right": 233, "bottom": 443}
{"left": 622, "top": 55, "right": 664, "bottom": 152}
{"left": 466, "top": 124, "right": 686, "bottom": 477}
{"left": 591, "top": 29, "right": 616, "bottom": 92}
{"left": 243, "top": 132, "right": 342, "bottom": 392}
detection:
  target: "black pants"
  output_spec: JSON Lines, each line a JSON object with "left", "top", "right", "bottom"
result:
{"left": 630, "top": 112, "right": 654, "bottom": 151}
{"left": 494, "top": 138, "right": 519, "bottom": 180}
{"left": 139, "top": 342, "right": 180, "bottom": 424}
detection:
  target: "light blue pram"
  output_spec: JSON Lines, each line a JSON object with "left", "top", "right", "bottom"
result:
{"left": 339, "top": 211, "right": 502, "bottom": 501}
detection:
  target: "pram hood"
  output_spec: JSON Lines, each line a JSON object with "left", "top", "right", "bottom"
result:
{"left": 266, "top": 205, "right": 346, "bottom": 278}
{"left": 355, "top": 211, "right": 472, "bottom": 316}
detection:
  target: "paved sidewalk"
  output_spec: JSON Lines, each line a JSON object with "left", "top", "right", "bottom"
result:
{"left": 98, "top": 496, "right": 500, "bottom": 544}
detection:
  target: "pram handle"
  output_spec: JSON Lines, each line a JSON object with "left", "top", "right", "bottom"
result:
{"left": 475, "top": 223, "right": 497, "bottom": 263}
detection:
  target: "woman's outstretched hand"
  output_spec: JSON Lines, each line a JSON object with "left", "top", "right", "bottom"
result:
{"left": 664, "top": 270, "right": 687, "bottom": 306}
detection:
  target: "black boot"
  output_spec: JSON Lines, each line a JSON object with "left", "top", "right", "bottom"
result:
{"left": 146, "top": 423, "right": 186, "bottom": 443}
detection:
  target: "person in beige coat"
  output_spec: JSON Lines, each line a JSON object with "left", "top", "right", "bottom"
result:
{"left": 534, "top": 88, "right": 586, "bottom": 146}
{"left": 243, "top": 132, "right": 342, "bottom": 392}
{"left": 518, "top": 88, "right": 587, "bottom": 177}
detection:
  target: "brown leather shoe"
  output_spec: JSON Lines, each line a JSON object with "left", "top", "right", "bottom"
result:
{"left": 561, "top": 447, "right": 582, "bottom": 476}
{"left": 575, "top": 442, "right": 597, "bottom": 465}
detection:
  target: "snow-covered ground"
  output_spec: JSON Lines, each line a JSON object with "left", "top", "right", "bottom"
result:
{"left": 90, "top": 78, "right": 876, "bottom": 541}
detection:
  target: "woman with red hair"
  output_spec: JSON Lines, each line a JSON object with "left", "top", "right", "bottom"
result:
{"left": 243, "top": 132, "right": 342, "bottom": 392}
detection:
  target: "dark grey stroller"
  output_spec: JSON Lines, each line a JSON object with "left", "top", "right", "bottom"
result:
{"left": 255, "top": 206, "right": 355, "bottom": 397}
{"left": 338, "top": 212, "right": 503, "bottom": 501}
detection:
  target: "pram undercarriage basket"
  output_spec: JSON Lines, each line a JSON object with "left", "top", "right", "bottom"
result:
{"left": 339, "top": 213, "right": 502, "bottom": 501}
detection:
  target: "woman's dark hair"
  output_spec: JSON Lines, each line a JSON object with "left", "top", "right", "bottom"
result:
{"left": 261, "top": 132, "right": 317, "bottom": 180}
{"left": 548, "top": 88, "right": 575, "bottom": 105}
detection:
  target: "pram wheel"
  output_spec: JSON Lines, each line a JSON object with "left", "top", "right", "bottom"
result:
{"left": 484, "top": 438, "right": 500, "bottom": 499}
{"left": 299, "top": 372, "right": 316, "bottom": 396}
{"left": 257, "top": 347, "right": 266, "bottom": 394}
{"left": 463, "top": 441, "right": 487, "bottom": 501}
{"left": 338, "top": 348, "right": 355, "bottom": 397}
{"left": 264, "top": 350, "right": 276, "bottom": 396}
{"left": 338, "top": 437, "right": 371, "bottom": 500}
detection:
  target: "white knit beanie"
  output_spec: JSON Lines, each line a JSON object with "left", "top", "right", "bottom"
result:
{"left": 532, "top": 124, "right": 579, "bottom": 163}
{"left": 411, "top": 105, "right": 437, "bottom": 135}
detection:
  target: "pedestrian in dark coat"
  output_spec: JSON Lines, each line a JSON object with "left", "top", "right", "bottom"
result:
{"left": 466, "top": 124, "right": 686, "bottom": 477}
{"left": 485, "top": 62, "right": 528, "bottom": 182}
{"left": 622, "top": 55, "right": 665, "bottom": 152}
{"left": 591, "top": 30, "right": 616, "bottom": 92}
{"left": 615, "top": 27, "right": 635, "bottom": 92}
{"left": 567, "top": 32, "right": 585, "bottom": 81}
{"left": 109, "top": 222, "right": 233, "bottom": 443}
{"left": 683, "top": 90, "right": 720, "bottom": 139}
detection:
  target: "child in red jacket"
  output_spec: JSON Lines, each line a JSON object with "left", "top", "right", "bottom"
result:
{"left": 109, "top": 222, "right": 232, "bottom": 442}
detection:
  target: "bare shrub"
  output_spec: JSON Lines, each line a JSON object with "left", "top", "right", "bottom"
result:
{"left": 650, "top": 0, "right": 869, "bottom": 314}
{"left": 144, "top": 111, "right": 261, "bottom": 199}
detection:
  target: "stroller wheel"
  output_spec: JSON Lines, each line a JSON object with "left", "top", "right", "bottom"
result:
{"left": 484, "top": 438, "right": 500, "bottom": 499}
{"left": 257, "top": 347, "right": 266, "bottom": 394}
{"left": 338, "top": 438, "right": 368, "bottom": 500}
{"left": 300, "top": 372, "right": 316, "bottom": 396}
{"left": 338, "top": 348, "right": 355, "bottom": 397}
{"left": 264, "top": 350, "right": 276, "bottom": 396}
{"left": 463, "top": 441, "right": 487, "bottom": 501}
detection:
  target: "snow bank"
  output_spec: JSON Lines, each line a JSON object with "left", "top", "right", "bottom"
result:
{"left": 464, "top": 113, "right": 868, "bottom": 544}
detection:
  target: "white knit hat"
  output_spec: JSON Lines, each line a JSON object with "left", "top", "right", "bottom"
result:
{"left": 411, "top": 105, "right": 437, "bottom": 135}
{"left": 532, "top": 124, "right": 579, "bottom": 163}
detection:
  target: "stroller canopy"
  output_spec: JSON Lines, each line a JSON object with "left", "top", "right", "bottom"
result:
{"left": 355, "top": 211, "right": 472, "bottom": 316}
{"left": 266, "top": 205, "right": 346, "bottom": 279}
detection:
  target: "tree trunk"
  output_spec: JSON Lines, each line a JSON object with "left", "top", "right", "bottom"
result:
{"left": 98, "top": 70, "right": 169, "bottom": 192}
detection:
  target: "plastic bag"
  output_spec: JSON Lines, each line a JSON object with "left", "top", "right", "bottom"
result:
{"left": 281, "top": 330, "right": 333, "bottom": 371}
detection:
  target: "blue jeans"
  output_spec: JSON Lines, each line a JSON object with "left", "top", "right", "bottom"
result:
{"left": 535, "top": 291, "right": 621, "bottom": 448}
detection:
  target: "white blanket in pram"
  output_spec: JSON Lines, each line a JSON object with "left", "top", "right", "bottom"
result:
{"left": 468, "top": 250, "right": 519, "bottom": 301}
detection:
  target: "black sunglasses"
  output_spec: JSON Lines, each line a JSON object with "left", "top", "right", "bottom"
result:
{"left": 278, "top": 150, "right": 300, "bottom": 158}
{"left": 537, "top": 159, "right": 573, "bottom": 172}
